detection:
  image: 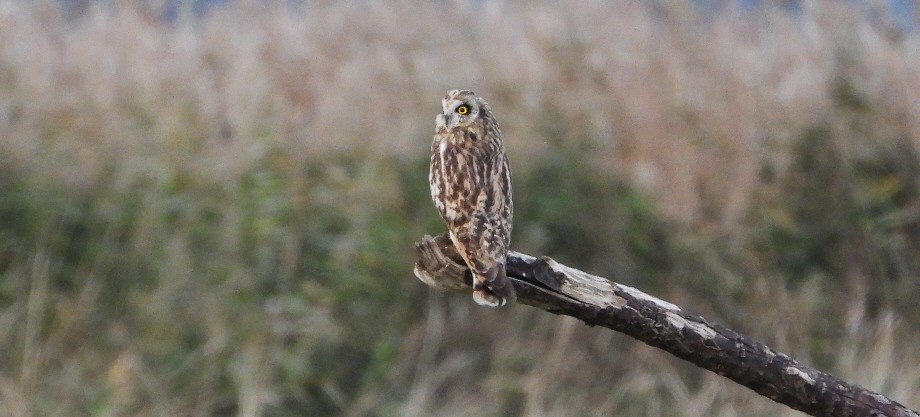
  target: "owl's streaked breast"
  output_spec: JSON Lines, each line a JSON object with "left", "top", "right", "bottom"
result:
{"left": 432, "top": 135, "right": 467, "bottom": 223}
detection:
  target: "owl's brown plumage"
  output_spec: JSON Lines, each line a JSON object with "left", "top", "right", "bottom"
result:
{"left": 430, "top": 90, "right": 514, "bottom": 306}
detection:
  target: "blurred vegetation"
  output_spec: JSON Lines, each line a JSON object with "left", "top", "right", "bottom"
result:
{"left": 0, "top": 1, "right": 919, "bottom": 416}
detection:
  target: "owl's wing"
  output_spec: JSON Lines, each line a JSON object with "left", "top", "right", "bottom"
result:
{"left": 450, "top": 199, "right": 515, "bottom": 305}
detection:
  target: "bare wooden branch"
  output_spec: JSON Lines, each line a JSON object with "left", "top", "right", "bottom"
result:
{"left": 413, "top": 233, "right": 920, "bottom": 417}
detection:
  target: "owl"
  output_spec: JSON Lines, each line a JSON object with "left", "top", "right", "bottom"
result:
{"left": 429, "top": 90, "right": 515, "bottom": 306}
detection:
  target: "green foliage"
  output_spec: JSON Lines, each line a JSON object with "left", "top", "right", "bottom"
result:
{"left": 517, "top": 133, "right": 676, "bottom": 291}
{"left": 749, "top": 127, "right": 920, "bottom": 317}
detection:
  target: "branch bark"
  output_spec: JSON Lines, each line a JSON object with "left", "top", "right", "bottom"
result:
{"left": 413, "top": 233, "right": 920, "bottom": 417}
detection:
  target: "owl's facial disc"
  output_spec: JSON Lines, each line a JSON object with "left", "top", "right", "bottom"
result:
{"left": 440, "top": 99, "right": 478, "bottom": 130}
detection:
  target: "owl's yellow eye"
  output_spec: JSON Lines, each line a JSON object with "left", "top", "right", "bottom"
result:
{"left": 456, "top": 105, "right": 469, "bottom": 115}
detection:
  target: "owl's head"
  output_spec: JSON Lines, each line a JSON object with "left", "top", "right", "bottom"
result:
{"left": 436, "top": 89, "right": 489, "bottom": 132}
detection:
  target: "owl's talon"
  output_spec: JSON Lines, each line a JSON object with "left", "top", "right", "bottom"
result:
{"left": 473, "top": 289, "right": 504, "bottom": 307}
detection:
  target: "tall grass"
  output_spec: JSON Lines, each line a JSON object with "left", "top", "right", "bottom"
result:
{"left": 0, "top": 1, "right": 918, "bottom": 416}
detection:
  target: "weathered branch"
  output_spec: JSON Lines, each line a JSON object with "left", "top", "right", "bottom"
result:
{"left": 413, "top": 233, "right": 919, "bottom": 417}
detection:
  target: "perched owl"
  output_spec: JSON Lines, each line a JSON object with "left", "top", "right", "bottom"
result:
{"left": 429, "top": 90, "right": 515, "bottom": 306}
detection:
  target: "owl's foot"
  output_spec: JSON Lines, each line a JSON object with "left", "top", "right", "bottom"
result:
{"left": 472, "top": 287, "right": 506, "bottom": 307}
{"left": 471, "top": 264, "right": 515, "bottom": 307}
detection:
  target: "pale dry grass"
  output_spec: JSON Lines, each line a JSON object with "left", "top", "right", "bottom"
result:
{"left": 3, "top": 1, "right": 917, "bottom": 224}
{"left": 0, "top": 1, "right": 918, "bottom": 416}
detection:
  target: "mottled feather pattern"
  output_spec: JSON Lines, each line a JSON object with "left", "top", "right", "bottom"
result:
{"left": 430, "top": 90, "right": 514, "bottom": 306}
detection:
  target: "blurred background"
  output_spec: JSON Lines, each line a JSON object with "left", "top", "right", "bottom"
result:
{"left": 1, "top": 0, "right": 919, "bottom": 416}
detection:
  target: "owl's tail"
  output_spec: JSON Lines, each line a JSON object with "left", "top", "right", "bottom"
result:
{"left": 472, "top": 263, "right": 516, "bottom": 307}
